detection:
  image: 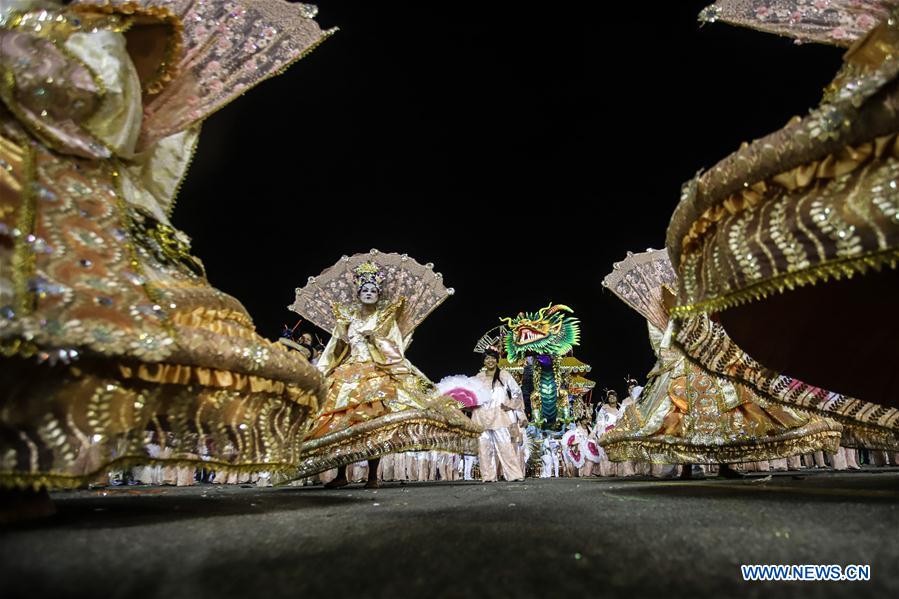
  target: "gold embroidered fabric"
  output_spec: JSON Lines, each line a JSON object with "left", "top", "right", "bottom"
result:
{"left": 69, "top": 1, "right": 184, "bottom": 95}
{"left": 0, "top": 1, "right": 329, "bottom": 489}
{"left": 604, "top": 430, "right": 843, "bottom": 465}
{"left": 81, "top": 0, "right": 337, "bottom": 149}
{"left": 309, "top": 299, "right": 441, "bottom": 439}
{"left": 675, "top": 313, "right": 899, "bottom": 450}
{"left": 667, "top": 9, "right": 899, "bottom": 316}
{"left": 1, "top": 357, "right": 320, "bottom": 490}
{"left": 600, "top": 321, "right": 842, "bottom": 464}
{"left": 698, "top": 1, "right": 893, "bottom": 47}
{"left": 291, "top": 409, "right": 480, "bottom": 480}
{"left": 600, "top": 250, "right": 842, "bottom": 464}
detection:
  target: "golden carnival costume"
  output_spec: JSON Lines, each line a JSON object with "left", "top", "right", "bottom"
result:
{"left": 289, "top": 250, "right": 480, "bottom": 477}
{"left": 668, "top": 1, "right": 899, "bottom": 406}
{"left": 0, "top": 0, "right": 331, "bottom": 490}
{"left": 600, "top": 249, "right": 842, "bottom": 464}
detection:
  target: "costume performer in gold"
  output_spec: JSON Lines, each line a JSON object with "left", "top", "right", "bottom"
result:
{"left": 600, "top": 249, "right": 842, "bottom": 471}
{"left": 668, "top": 1, "right": 899, "bottom": 406}
{"left": 289, "top": 250, "right": 481, "bottom": 487}
{"left": 0, "top": 0, "right": 330, "bottom": 516}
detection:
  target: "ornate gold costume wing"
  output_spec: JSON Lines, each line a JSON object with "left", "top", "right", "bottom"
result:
{"left": 290, "top": 249, "right": 454, "bottom": 337}
{"left": 69, "top": 0, "right": 334, "bottom": 148}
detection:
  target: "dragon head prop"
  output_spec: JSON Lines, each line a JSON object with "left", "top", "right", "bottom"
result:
{"left": 500, "top": 303, "right": 580, "bottom": 361}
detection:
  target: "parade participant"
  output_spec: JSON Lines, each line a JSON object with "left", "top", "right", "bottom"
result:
{"left": 0, "top": 0, "right": 329, "bottom": 518}
{"left": 539, "top": 435, "right": 553, "bottom": 478}
{"left": 279, "top": 322, "right": 314, "bottom": 360}
{"left": 289, "top": 251, "right": 480, "bottom": 487}
{"left": 595, "top": 390, "right": 635, "bottom": 476}
{"left": 297, "top": 333, "right": 324, "bottom": 364}
{"left": 625, "top": 377, "right": 643, "bottom": 405}
{"left": 435, "top": 372, "right": 493, "bottom": 481}
{"left": 622, "top": 376, "right": 651, "bottom": 473}
{"left": 379, "top": 454, "right": 396, "bottom": 481}
{"left": 623, "top": 375, "right": 655, "bottom": 474}
{"left": 594, "top": 392, "right": 619, "bottom": 477}
{"left": 461, "top": 453, "right": 478, "bottom": 481}
{"left": 471, "top": 348, "right": 526, "bottom": 482}
{"left": 595, "top": 391, "right": 620, "bottom": 431}
{"left": 845, "top": 448, "right": 862, "bottom": 470}
{"left": 575, "top": 419, "right": 595, "bottom": 477}
{"left": 582, "top": 421, "right": 605, "bottom": 476}
{"left": 769, "top": 458, "right": 789, "bottom": 472}
{"left": 547, "top": 436, "right": 562, "bottom": 478}
{"left": 298, "top": 333, "right": 315, "bottom": 356}
{"left": 601, "top": 250, "right": 842, "bottom": 472}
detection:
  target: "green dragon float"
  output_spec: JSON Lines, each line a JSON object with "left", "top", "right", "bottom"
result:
{"left": 476, "top": 303, "right": 593, "bottom": 431}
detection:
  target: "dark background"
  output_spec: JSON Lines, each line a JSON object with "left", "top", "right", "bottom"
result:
{"left": 175, "top": 1, "right": 843, "bottom": 394}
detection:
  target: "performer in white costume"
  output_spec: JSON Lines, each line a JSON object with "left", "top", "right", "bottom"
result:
{"left": 576, "top": 420, "right": 595, "bottom": 477}
{"left": 471, "top": 349, "right": 526, "bottom": 482}
{"left": 595, "top": 391, "right": 635, "bottom": 476}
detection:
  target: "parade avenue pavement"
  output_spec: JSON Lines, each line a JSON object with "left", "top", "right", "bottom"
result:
{"left": 1, "top": 471, "right": 897, "bottom": 599}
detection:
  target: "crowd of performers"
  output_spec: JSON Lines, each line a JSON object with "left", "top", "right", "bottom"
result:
{"left": 1, "top": 0, "right": 899, "bottom": 520}
{"left": 93, "top": 373, "right": 899, "bottom": 489}
{"left": 96, "top": 329, "right": 899, "bottom": 488}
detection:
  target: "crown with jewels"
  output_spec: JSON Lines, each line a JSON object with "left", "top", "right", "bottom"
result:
{"left": 353, "top": 261, "right": 385, "bottom": 291}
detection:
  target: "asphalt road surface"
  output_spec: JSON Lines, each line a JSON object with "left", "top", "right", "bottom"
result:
{"left": 2, "top": 470, "right": 897, "bottom": 599}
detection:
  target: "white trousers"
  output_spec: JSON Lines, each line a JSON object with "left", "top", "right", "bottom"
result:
{"left": 478, "top": 428, "right": 525, "bottom": 481}
{"left": 462, "top": 455, "right": 477, "bottom": 480}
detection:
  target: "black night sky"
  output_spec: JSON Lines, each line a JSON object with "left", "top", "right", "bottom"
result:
{"left": 175, "top": 1, "right": 844, "bottom": 394}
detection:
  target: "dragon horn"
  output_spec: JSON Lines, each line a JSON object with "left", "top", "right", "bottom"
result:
{"left": 547, "top": 304, "right": 574, "bottom": 315}
{"left": 499, "top": 316, "right": 515, "bottom": 326}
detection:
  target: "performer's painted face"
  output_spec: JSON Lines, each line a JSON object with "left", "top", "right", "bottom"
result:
{"left": 608, "top": 393, "right": 618, "bottom": 407}
{"left": 358, "top": 283, "right": 380, "bottom": 305}
{"left": 483, "top": 354, "right": 498, "bottom": 370}
{"left": 299, "top": 333, "right": 312, "bottom": 345}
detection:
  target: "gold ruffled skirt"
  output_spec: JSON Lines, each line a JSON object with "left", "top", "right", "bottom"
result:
{"left": 600, "top": 348, "right": 842, "bottom": 464}
{"left": 665, "top": 16, "right": 899, "bottom": 404}
{"left": 0, "top": 126, "right": 324, "bottom": 490}
{"left": 295, "top": 361, "right": 480, "bottom": 477}
{"left": 675, "top": 312, "right": 899, "bottom": 451}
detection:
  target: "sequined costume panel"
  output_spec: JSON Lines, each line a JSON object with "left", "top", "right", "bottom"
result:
{"left": 668, "top": 9, "right": 899, "bottom": 316}
{"left": 600, "top": 249, "right": 842, "bottom": 464}
{"left": 0, "top": 1, "right": 328, "bottom": 489}
{"left": 604, "top": 249, "right": 893, "bottom": 452}
{"left": 600, "top": 322, "right": 842, "bottom": 464}
{"left": 699, "top": 1, "right": 893, "bottom": 47}
{"left": 309, "top": 299, "right": 445, "bottom": 438}
{"left": 675, "top": 313, "right": 899, "bottom": 449}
